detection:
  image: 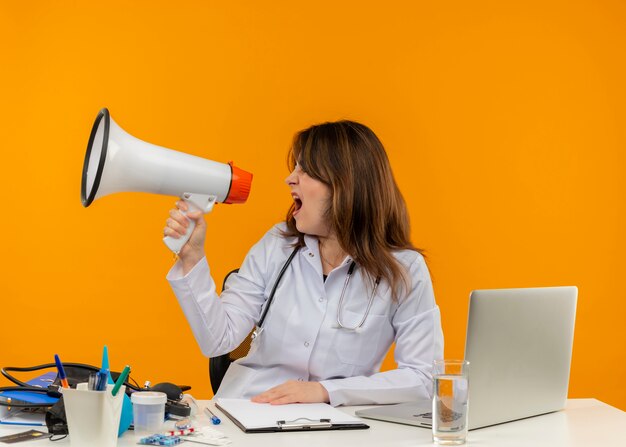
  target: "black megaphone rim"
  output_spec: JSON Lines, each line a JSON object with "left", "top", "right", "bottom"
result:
{"left": 81, "top": 108, "right": 110, "bottom": 207}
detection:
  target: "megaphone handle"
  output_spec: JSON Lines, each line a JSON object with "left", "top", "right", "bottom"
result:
{"left": 163, "top": 217, "right": 196, "bottom": 255}
{"left": 163, "top": 194, "right": 215, "bottom": 255}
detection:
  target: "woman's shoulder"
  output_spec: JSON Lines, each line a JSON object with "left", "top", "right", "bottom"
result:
{"left": 392, "top": 248, "right": 428, "bottom": 272}
{"left": 264, "top": 222, "right": 294, "bottom": 243}
{"left": 238, "top": 223, "right": 298, "bottom": 283}
{"left": 267, "top": 222, "right": 288, "bottom": 236}
{"left": 253, "top": 222, "right": 297, "bottom": 252}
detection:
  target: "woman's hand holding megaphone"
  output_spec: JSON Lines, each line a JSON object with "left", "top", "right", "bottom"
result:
{"left": 165, "top": 200, "right": 207, "bottom": 274}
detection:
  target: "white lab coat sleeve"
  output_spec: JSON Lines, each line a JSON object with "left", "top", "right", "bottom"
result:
{"left": 166, "top": 228, "right": 276, "bottom": 358}
{"left": 320, "top": 255, "right": 444, "bottom": 406}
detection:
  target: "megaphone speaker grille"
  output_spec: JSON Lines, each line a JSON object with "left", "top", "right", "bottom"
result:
{"left": 81, "top": 108, "right": 110, "bottom": 207}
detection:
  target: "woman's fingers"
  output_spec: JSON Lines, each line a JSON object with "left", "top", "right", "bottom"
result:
{"left": 251, "top": 384, "right": 286, "bottom": 403}
{"left": 251, "top": 381, "right": 329, "bottom": 405}
{"left": 164, "top": 205, "right": 194, "bottom": 238}
{"left": 176, "top": 200, "right": 188, "bottom": 212}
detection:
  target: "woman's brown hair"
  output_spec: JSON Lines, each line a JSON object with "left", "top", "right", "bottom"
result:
{"left": 283, "top": 120, "right": 421, "bottom": 300}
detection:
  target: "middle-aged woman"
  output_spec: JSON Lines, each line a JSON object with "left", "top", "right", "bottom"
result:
{"left": 164, "top": 120, "right": 444, "bottom": 406}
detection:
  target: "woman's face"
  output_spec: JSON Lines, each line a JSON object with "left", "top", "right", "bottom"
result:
{"left": 285, "top": 163, "right": 332, "bottom": 237}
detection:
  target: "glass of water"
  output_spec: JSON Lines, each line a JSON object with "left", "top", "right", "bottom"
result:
{"left": 432, "top": 359, "right": 470, "bottom": 445}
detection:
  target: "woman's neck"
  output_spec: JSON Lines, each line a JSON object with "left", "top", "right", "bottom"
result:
{"left": 318, "top": 236, "right": 347, "bottom": 275}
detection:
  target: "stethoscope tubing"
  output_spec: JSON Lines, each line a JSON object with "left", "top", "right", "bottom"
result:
{"left": 251, "top": 246, "right": 380, "bottom": 338}
{"left": 336, "top": 263, "right": 380, "bottom": 330}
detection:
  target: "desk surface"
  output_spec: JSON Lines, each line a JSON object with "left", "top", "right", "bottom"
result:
{"left": 1, "top": 399, "right": 624, "bottom": 446}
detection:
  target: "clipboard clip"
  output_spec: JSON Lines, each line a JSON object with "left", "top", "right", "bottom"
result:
{"left": 276, "top": 417, "right": 332, "bottom": 430}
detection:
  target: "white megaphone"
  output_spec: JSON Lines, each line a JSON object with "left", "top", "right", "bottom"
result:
{"left": 81, "top": 108, "right": 253, "bottom": 254}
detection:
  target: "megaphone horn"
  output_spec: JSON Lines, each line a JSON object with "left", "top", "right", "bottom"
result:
{"left": 81, "top": 108, "right": 253, "bottom": 254}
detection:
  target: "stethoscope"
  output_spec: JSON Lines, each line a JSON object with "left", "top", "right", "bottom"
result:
{"left": 336, "top": 262, "right": 380, "bottom": 330}
{"left": 251, "top": 246, "right": 380, "bottom": 340}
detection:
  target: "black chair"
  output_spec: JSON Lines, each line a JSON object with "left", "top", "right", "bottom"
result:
{"left": 209, "top": 269, "right": 254, "bottom": 394}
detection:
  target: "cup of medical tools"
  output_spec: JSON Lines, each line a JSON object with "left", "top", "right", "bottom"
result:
{"left": 131, "top": 391, "right": 167, "bottom": 436}
{"left": 61, "top": 383, "right": 126, "bottom": 447}
{"left": 432, "top": 359, "right": 470, "bottom": 445}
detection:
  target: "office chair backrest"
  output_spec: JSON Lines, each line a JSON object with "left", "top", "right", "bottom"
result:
{"left": 208, "top": 269, "right": 254, "bottom": 394}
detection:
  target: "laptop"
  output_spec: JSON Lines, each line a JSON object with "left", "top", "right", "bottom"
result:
{"left": 356, "top": 286, "right": 578, "bottom": 430}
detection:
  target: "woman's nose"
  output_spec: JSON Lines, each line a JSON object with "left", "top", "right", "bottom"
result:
{"left": 285, "top": 170, "right": 297, "bottom": 185}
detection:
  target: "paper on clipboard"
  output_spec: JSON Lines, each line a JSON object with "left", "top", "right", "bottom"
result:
{"left": 215, "top": 398, "right": 369, "bottom": 432}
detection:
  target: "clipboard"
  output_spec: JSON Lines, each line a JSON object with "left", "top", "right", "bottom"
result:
{"left": 214, "top": 398, "right": 369, "bottom": 433}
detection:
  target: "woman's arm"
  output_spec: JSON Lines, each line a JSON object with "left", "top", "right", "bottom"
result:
{"left": 166, "top": 226, "right": 282, "bottom": 358}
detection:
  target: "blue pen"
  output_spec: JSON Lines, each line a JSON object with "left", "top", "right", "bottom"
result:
{"left": 54, "top": 354, "right": 69, "bottom": 388}
{"left": 204, "top": 407, "right": 221, "bottom": 425}
{"left": 95, "top": 368, "right": 109, "bottom": 391}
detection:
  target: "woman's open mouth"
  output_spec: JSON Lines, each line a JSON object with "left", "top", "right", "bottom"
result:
{"left": 292, "top": 193, "right": 302, "bottom": 216}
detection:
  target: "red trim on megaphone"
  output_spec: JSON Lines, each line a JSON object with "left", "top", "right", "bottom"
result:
{"left": 224, "top": 162, "right": 253, "bottom": 204}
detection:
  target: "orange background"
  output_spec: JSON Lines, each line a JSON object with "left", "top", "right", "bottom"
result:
{"left": 1, "top": 1, "right": 624, "bottom": 411}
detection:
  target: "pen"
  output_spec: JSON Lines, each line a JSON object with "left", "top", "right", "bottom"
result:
{"left": 111, "top": 365, "right": 130, "bottom": 396}
{"left": 88, "top": 372, "right": 98, "bottom": 390}
{"left": 54, "top": 354, "right": 69, "bottom": 388}
{"left": 95, "top": 368, "right": 109, "bottom": 391}
{"left": 204, "top": 407, "right": 221, "bottom": 425}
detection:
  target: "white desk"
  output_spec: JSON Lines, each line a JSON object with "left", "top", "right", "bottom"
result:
{"left": 0, "top": 399, "right": 624, "bottom": 446}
